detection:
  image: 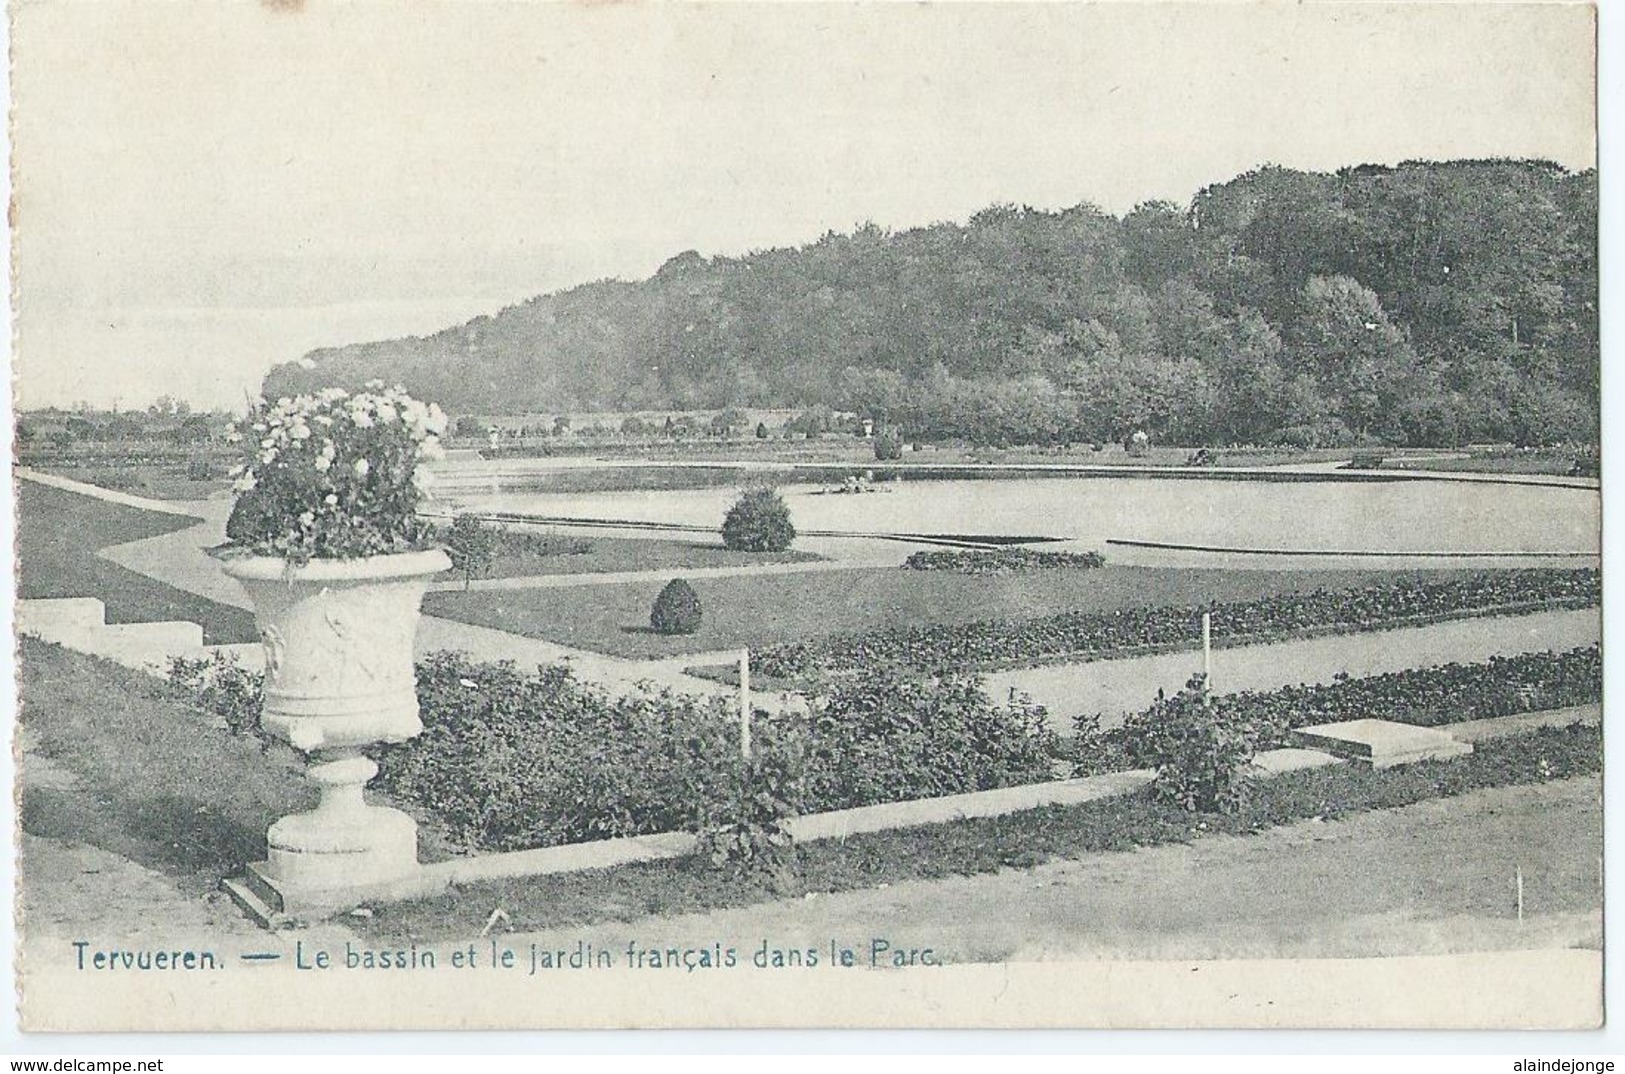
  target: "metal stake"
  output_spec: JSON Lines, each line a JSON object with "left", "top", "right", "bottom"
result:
{"left": 739, "top": 650, "right": 752, "bottom": 759}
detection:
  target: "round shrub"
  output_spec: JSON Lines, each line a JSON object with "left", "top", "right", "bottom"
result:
{"left": 651, "top": 578, "right": 703, "bottom": 635}
{"left": 721, "top": 488, "right": 796, "bottom": 552}
{"left": 874, "top": 427, "right": 904, "bottom": 461}
{"left": 1122, "top": 675, "right": 1264, "bottom": 814}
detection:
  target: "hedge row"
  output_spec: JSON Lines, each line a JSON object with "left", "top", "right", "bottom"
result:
{"left": 1074, "top": 644, "right": 1603, "bottom": 775}
{"left": 901, "top": 548, "right": 1107, "bottom": 575}
{"left": 347, "top": 722, "right": 1603, "bottom": 943}
{"left": 754, "top": 569, "right": 1599, "bottom": 679}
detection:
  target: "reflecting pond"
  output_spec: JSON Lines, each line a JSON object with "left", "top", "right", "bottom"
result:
{"left": 444, "top": 473, "right": 1598, "bottom": 556}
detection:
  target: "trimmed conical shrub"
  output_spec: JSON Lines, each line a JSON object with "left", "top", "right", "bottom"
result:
{"left": 651, "top": 578, "right": 703, "bottom": 635}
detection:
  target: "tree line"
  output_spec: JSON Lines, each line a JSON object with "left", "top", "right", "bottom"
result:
{"left": 264, "top": 159, "right": 1598, "bottom": 448}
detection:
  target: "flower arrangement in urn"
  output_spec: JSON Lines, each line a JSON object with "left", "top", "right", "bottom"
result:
{"left": 214, "top": 381, "right": 454, "bottom": 923}
{"left": 223, "top": 382, "right": 449, "bottom": 564}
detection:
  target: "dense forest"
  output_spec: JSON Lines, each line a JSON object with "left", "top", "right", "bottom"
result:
{"left": 264, "top": 159, "right": 1599, "bottom": 448}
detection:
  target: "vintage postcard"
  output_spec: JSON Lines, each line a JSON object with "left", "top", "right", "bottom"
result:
{"left": 7, "top": 0, "right": 1603, "bottom": 1032}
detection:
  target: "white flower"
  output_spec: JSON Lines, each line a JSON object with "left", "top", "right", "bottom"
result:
{"left": 376, "top": 403, "right": 398, "bottom": 424}
{"left": 421, "top": 435, "right": 445, "bottom": 461}
{"left": 259, "top": 449, "right": 277, "bottom": 464}
{"left": 225, "top": 430, "right": 243, "bottom": 443}
{"left": 324, "top": 493, "right": 338, "bottom": 506}
{"left": 297, "top": 357, "right": 317, "bottom": 370}
{"left": 412, "top": 465, "right": 434, "bottom": 490}
{"left": 353, "top": 458, "right": 370, "bottom": 478}
{"left": 314, "top": 415, "right": 334, "bottom": 427}
{"left": 426, "top": 404, "right": 448, "bottom": 435}
{"left": 352, "top": 411, "right": 374, "bottom": 429}
{"left": 314, "top": 455, "right": 332, "bottom": 472}
{"left": 290, "top": 423, "right": 312, "bottom": 440}
{"left": 232, "top": 472, "right": 257, "bottom": 493}
{"left": 365, "top": 379, "right": 385, "bottom": 390}
{"left": 298, "top": 511, "right": 316, "bottom": 528}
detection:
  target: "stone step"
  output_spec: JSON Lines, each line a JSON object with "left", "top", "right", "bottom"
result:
{"left": 221, "top": 872, "right": 284, "bottom": 929}
{"left": 16, "top": 598, "right": 108, "bottom": 637}
{"left": 1444, "top": 704, "right": 1600, "bottom": 744}
{"left": 1251, "top": 747, "right": 1342, "bottom": 774}
{"left": 17, "top": 597, "right": 259, "bottom": 679}
{"left": 76, "top": 622, "right": 207, "bottom": 673}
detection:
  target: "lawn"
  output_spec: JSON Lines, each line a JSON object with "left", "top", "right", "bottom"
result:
{"left": 17, "top": 481, "right": 258, "bottom": 644}
{"left": 423, "top": 564, "right": 1458, "bottom": 660}
{"left": 1384, "top": 451, "right": 1595, "bottom": 478}
{"left": 459, "top": 533, "right": 823, "bottom": 581}
{"left": 17, "top": 638, "right": 308, "bottom": 897}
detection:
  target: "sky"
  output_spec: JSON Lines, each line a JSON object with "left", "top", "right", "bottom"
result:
{"left": 9, "top": 0, "right": 1599, "bottom": 412}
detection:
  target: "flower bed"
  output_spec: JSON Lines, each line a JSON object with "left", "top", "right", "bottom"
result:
{"left": 373, "top": 653, "right": 1058, "bottom": 853}
{"left": 753, "top": 569, "right": 1600, "bottom": 680}
{"left": 902, "top": 548, "right": 1107, "bottom": 575}
{"left": 166, "top": 651, "right": 1056, "bottom": 854}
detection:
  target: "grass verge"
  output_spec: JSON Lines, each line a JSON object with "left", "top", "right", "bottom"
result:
{"left": 352, "top": 722, "right": 1600, "bottom": 943}
{"left": 423, "top": 564, "right": 1465, "bottom": 660}
{"left": 17, "top": 638, "right": 307, "bottom": 895}
{"left": 16, "top": 639, "right": 462, "bottom": 898}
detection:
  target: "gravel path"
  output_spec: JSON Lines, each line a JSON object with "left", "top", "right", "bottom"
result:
{"left": 986, "top": 607, "right": 1600, "bottom": 727}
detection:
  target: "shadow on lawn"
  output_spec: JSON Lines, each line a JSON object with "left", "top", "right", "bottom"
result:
{"left": 20, "top": 784, "right": 272, "bottom": 885}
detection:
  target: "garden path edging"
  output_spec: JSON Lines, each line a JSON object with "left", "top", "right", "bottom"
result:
{"left": 407, "top": 767, "right": 1164, "bottom": 895}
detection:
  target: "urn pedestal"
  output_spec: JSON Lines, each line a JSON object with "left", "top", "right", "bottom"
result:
{"left": 218, "top": 549, "right": 450, "bottom": 923}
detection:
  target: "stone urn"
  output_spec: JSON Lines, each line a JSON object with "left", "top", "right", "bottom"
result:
{"left": 218, "top": 548, "right": 450, "bottom": 922}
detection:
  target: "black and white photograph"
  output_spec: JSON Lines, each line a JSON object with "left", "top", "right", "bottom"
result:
{"left": 3, "top": 0, "right": 1608, "bottom": 1035}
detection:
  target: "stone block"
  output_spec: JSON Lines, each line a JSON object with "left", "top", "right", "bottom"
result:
{"left": 1292, "top": 718, "right": 1473, "bottom": 769}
